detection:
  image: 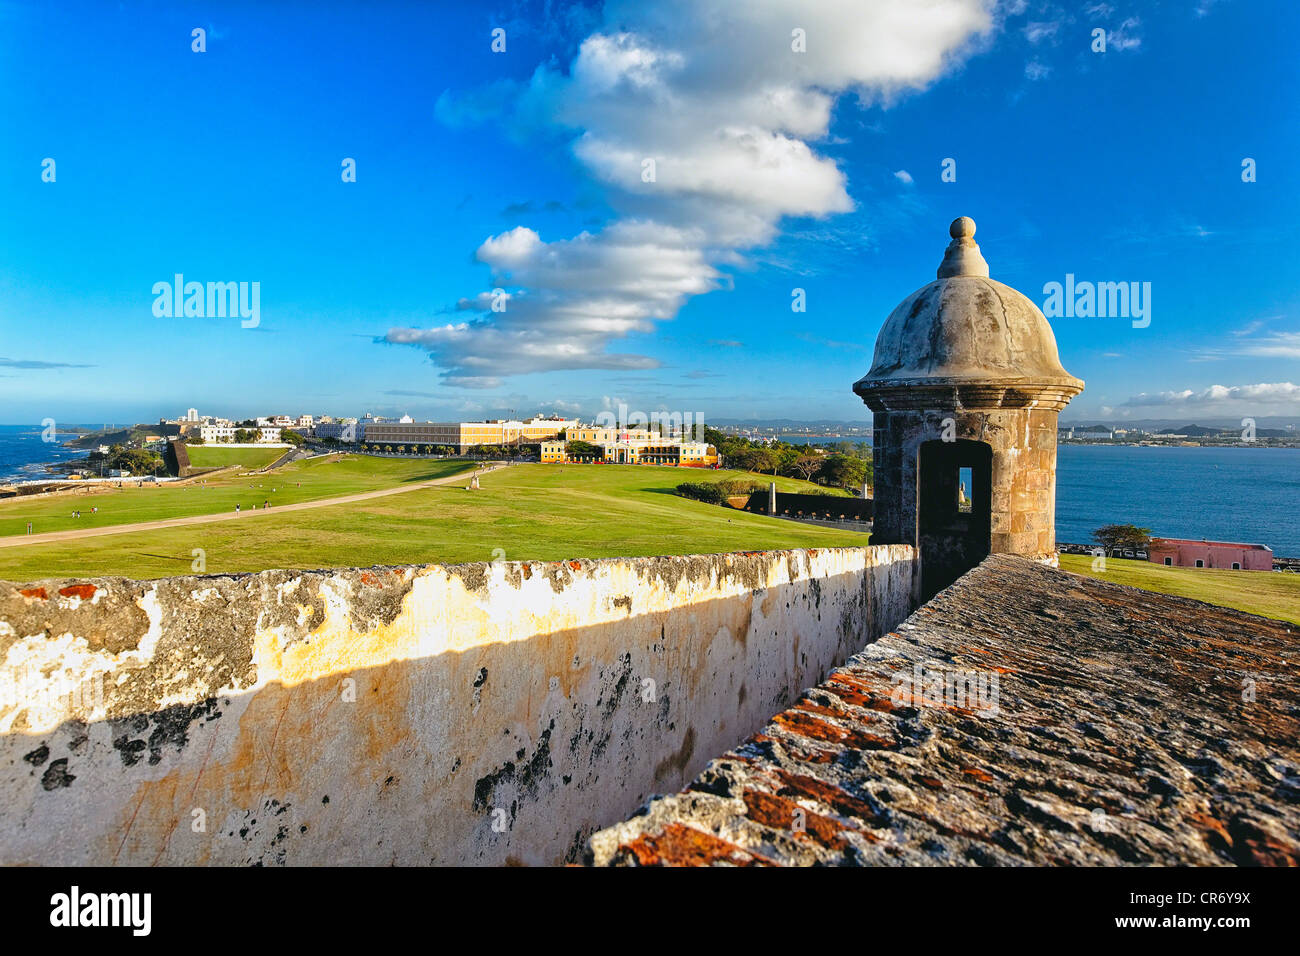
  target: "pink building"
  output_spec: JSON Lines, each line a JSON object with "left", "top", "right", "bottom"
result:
{"left": 1147, "top": 538, "right": 1273, "bottom": 571}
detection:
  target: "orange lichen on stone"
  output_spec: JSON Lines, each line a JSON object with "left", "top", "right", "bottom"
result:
{"left": 592, "top": 555, "right": 1299, "bottom": 867}
{"left": 619, "top": 822, "right": 768, "bottom": 867}
{"left": 771, "top": 708, "right": 895, "bottom": 751}
{"left": 1186, "top": 811, "right": 1231, "bottom": 851}
{"left": 743, "top": 790, "right": 846, "bottom": 848}
{"left": 825, "top": 672, "right": 901, "bottom": 712}
{"left": 57, "top": 584, "right": 96, "bottom": 600}
{"left": 772, "top": 768, "right": 888, "bottom": 827}
{"left": 18, "top": 587, "right": 47, "bottom": 600}
{"left": 1228, "top": 820, "right": 1298, "bottom": 867}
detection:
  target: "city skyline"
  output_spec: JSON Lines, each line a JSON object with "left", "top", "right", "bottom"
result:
{"left": 2, "top": 0, "right": 1297, "bottom": 426}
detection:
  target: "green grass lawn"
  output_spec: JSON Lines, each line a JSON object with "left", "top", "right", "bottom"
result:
{"left": 1060, "top": 553, "right": 1300, "bottom": 626}
{"left": 184, "top": 445, "right": 286, "bottom": 469}
{"left": 0, "top": 455, "right": 475, "bottom": 539}
{"left": 0, "top": 462, "right": 871, "bottom": 581}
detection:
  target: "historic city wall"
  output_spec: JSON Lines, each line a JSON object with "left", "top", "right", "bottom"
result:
{"left": 0, "top": 546, "right": 917, "bottom": 865}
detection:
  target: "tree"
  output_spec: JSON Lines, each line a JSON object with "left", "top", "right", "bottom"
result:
{"left": 233, "top": 429, "right": 254, "bottom": 443}
{"left": 1092, "top": 524, "right": 1151, "bottom": 556}
{"left": 792, "top": 455, "right": 821, "bottom": 480}
{"left": 566, "top": 440, "right": 601, "bottom": 459}
{"left": 734, "top": 446, "right": 777, "bottom": 474}
{"left": 109, "top": 447, "right": 165, "bottom": 475}
{"left": 771, "top": 447, "right": 800, "bottom": 477}
{"left": 281, "top": 429, "right": 305, "bottom": 446}
{"left": 817, "top": 454, "right": 867, "bottom": 492}
{"left": 187, "top": 434, "right": 206, "bottom": 445}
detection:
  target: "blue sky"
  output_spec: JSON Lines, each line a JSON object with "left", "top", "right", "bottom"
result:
{"left": 1, "top": 0, "right": 1296, "bottom": 426}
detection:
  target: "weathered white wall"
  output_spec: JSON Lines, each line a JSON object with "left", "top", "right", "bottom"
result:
{"left": 0, "top": 546, "right": 917, "bottom": 865}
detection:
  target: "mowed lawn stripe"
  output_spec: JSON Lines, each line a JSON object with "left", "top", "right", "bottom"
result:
{"left": 185, "top": 445, "right": 286, "bottom": 469}
{"left": 0, "top": 463, "right": 498, "bottom": 549}
{"left": 0, "top": 463, "right": 870, "bottom": 581}
{"left": 0, "top": 455, "right": 477, "bottom": 538}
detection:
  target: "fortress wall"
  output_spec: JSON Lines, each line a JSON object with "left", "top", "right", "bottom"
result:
{"left": 0, "top": 546, "right": 917, "bottom": 865}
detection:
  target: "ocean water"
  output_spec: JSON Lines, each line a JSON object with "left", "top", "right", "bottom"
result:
{"left": 1055, "top": 444, "right": 1300, "bottom": 557}
{"left": 0, "top": 424, "right": 91, "bottom": 482}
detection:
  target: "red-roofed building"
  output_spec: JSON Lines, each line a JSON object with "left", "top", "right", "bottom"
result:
{"left": 1147, "top": 537, "right": 1273, "bottom": 571}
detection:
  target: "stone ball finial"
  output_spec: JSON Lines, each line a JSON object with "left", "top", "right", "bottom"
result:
{"left": 855, "top": 216, "right": 1084, "bottom": 401}
{"left": 937, "top": 215, "right": 988, "bottom": 278}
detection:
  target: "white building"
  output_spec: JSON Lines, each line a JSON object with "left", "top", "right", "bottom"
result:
{"left": 258, "top": 427, "right": 283, "bottom": 443}
{"left": 185, "top": 408, "right": 199, "bottom": 422}
{"left": 200, "top": 424, "right": 236, "bottom": 444}
{"left": 314, "top": 421, "right": 361, "bottom": 442}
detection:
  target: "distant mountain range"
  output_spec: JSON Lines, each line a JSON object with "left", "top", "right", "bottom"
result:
{"left": 1071, "top": 423, "right": 1294, "bottom": 437}
{"left": 1063, "top": 417, "right": 1299, "bottom": 431}
{"left": 714, "top": 417, "right": 1298, "bottom": 433}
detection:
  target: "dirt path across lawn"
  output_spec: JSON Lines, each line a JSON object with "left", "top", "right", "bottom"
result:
{"left": 0, "top": 464, "right": 503, "bottom": 550}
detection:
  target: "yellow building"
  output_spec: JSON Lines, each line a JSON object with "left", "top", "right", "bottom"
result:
{"left": 566, "top": 425, "right": 659, "bottom": 443}
{"left": 366, "top": 417, "right": 578, "bottom": 452}
{"left": 541, "top": 437, "right": 717, "bottom": 467}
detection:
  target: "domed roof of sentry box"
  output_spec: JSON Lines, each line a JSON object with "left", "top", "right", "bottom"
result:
{"left": 853, "top": 217, "right": 1083, "bottom": 406}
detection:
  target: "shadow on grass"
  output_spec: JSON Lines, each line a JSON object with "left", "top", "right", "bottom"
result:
{"left": 394, "top": 463, "right": 481, "bottom": 484}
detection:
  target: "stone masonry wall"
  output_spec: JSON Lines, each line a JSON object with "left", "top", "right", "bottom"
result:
{"left": 0, "top": 546, "right": 917, "bottom": 865}
{"left": 588, "top": 555, "right": 1299, "bottom": 866}
{"left": 872, "top": 405, "right": 1062, "bottom": 562}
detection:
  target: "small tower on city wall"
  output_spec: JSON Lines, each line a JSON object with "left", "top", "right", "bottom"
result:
{"left": 853, "top": 217, "right": 1084, "bottom": 599}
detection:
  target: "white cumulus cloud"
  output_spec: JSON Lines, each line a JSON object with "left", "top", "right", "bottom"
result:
{"left": 390, "top": 0, "right": 996, "bottom": 387}
{"left": 1122, "top": 382, "right": 1300, "bottom": 414}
